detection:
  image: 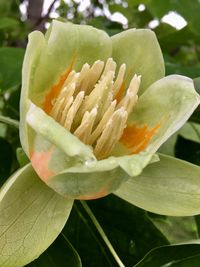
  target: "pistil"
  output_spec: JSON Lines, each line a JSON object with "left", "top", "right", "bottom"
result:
{"left": 50, "top": 58, "right": 141, "bottom": 159}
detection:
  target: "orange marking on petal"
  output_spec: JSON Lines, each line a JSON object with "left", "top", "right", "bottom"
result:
{"left": 43, "top": 56, "right": 76, "bottom": 114}
{"left": 78, "top": 187, "right": 108, "bottom": 200}
{"left": 120, "top": 123, "right": 161, "bottom": 154}
{"left": 30, "top": 146, "right": 55, "bottom": 181}
{"left": 115, "top": 81, "right": 126, "bottom": 103}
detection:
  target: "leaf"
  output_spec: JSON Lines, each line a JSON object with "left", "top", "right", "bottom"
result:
{"left": 64, "top": 196, "right": 168, "bottom": 267}
{"left": 170, "top": 254, "right": 200, "bottom": 266}
{"left": 133, "top": 242, "right": 200, "bottom": 267}
{"left": 16, "top": 147, "right": 29, "bottom": 167}
{"left": 0, "top": 47, "right": 24, "bottom": 91}
{"left": 88, "top": 195, "right": 169, "bottom": 266}
{"left": 192, "top": 77, "right": 200, "bottom": 123}
{"left": 0, "top": 17, "right": 19, "bottom": 30}
{"left": 159, "top": 122, "right": 200, "bottom": 156}
{"left": 0, "top": 137, "right": 13, "bottom": 186}
{"left": 175, "top": 135, "right": 200, "bottom": 165}
{"left": 115, "top": 154, "right": 200, "bottom": 216}
{"left": 27, "top": 235, "right": 82, "bottom": 267}
{"left": 0, "top": 164, "right": 73, "bottom": 267}
{"left": 151, "top": 216, "right": 198, "bottom": 244}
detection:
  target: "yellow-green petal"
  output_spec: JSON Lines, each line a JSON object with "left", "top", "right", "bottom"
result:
{"left": 117, "top": 75, "right": 200, "bottom": 156}
{"left": 46, "top": 152, "right": 155, "bottom": 199}
{"left": 111, "top": 28, "right": 165, "bottom": 95}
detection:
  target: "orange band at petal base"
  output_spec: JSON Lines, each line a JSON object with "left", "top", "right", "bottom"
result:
{"left": 30, "top": 147, "right": 55, "bottom": 181}
{"left": 43, "top": 56, "right": 76, "bottom": 114}
{"left": 78, "top": 187, "right": 109, "bottom": 200}
{"left": 120, "top": 123, "right": 161, "bottom": 154}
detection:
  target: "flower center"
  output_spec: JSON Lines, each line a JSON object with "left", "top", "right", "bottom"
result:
{"left": 50, "top": 58, "right": 141, "bottom": 159}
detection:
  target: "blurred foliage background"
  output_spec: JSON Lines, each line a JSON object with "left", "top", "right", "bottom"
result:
{"left": 0, "top": 0, "right": 200, "bottom": 266}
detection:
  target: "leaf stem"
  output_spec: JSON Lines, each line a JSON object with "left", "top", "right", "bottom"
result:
{"left": 0, "top": 115, "right": 19, "bottom": 128}
{"left": 80, "top": 200, "right": 125, "bottom": 267}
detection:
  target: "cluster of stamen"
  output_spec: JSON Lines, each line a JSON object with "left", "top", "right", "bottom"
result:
{"left": 50, "top": 58, "right": 141, "bottom": 159}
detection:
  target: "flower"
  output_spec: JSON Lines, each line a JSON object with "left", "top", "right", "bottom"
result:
{"left": 20, "top": 20, "right": 200, "bottom": 200}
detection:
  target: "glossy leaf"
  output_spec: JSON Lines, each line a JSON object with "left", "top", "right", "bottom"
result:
{"left": 64, "top": 196, "right": 168, "bottom": 267}
{"left": 27, "top": 235, "right": 82, "bottom": 267}
{"left": 0, "top": 47, "right": 24, "bottom": 91}
{"left": 134, "top": 242, "right": 200, "bottom": 267}
{"left": 0, "top": 164, "right": 73, "bottom": 267}
{"left": 192, "top": 77, "right": 200, "bottom": 123}
{"left": 0, "top": 137, "right": 13, "bottom": 186}
{"left": 175, "top": 135, "right": 200, "bottom": 165}
{"left": 115, "top": 154, "right": 200, "bottom": 216}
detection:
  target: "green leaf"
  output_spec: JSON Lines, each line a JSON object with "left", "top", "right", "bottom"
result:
{"left": 0, "top": 17, "right": 19, "bottom": 29}
{"left": 88, "top": 195, "right": 169, "bottom": 266}
{"left": 159, "top": 122, "right": 200, "bottom": 156}
{"left": 0, "top": 164, "right": 73, "bottom": 267}
{"left": 0, "top": 137, "right": 13, "bottom": 186}
{"left": 170, "top": 254, "right": 200, "bottom": 266}
{"left": 64, "top": 196, "right": 168, "bottom": 267}
{"left": 0, "top": 47, "right": 24, "bottom": 91}
{"left": 134, "top": 242, "right": 200, "bottom": 267}
{"left": 151, "top": 216, "right": 198, "bottom": 244}
{"left": 16, "top": 147, "right": 29, "bottom": 167}
{"left": 192, "top": 77, "right": 200, "bottom": 123}
{"left": 27, "top": 235, "right": 82, "bottom": 267}
{"left": 175, "top": 135, "right": 200, "bottom": 165}
{"left": 115, "top": 154, "right": 200, "bottom": 216}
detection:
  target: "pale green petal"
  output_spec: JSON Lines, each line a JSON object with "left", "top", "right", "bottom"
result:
{"left": 115, "top": 154, "right": 200, "bottom": 216}
{"left": 29, "top": 20, "right": 112, "bottom": 105}
{"left": 0, "top": 164, "right": 73, "bottom": 266}
{"left": 46, "top": 152, "right": 155, "bottom": 199}
{"left": 26, "top": 102, "right": 94, "bottom": 160}
{"left": 128, "top": 75, "right": 200, "bottom": 154}
{"left": 20, "top": 31, "right": 45, "bottom": 154}
{"left": 20, "top": 21, "right": 112, "bottom": 156}
{"left": 111, "top": 28, "right": 165, "bottom": 94}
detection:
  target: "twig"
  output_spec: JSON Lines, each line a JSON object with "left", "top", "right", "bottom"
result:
{"left": 0, "top": 115, "right": 19, "bottom": 128}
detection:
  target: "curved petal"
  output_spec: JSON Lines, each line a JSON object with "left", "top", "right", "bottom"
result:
{"left": 20, "top": 21, "right": 112, "bottom": 155}
{"left": 45, "top": 153, "right": 156, "bottom": 200}
{"left": 20, "top": 31, "right": 45, "bottom": 154}
{"left": 28, "top": 20, "right": 112, "bottom": 107}
{"left": 25, "top": 101, "right": 156, "bottom": 199}
{"left": 26, "top": 102, "right": 95, "bottom": 177}
{"left": 111, "top": 28, "right": 165, "bottom": 95}
{"left": 115, "top": 154, "right": 200, "bottom": 216}
{"left": 117, "top": 75, "right": 200, "bottom": 155}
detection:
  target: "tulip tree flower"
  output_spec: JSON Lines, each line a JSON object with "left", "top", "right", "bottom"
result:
{"left": 0, "top": 20, "right": 200, "bottom": 266}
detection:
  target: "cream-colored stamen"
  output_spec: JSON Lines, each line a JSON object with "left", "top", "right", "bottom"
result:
{"left": 94, "top": 108, "right": 128, "bottom": 159}
{"left": 89, "top": 100, "right": 116, "bottom": 145}
{"left": 112, "top": 63, "right": 126, "bottom": 96}
{"left": 50, "top": 58, "right": 141, "bottom": 159}
{"left": 63, "top": 91, "right": 85, "bottom": 131}
{"left": 74, "top": 107, "right": 98, "bottom": 144}
{"left": 117, "top": 74, "right": 141, "bottom": 114}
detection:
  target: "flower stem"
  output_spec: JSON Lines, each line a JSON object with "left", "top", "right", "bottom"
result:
{"left": 80, "top": 200, "right": 125, "bottom": 267}
{"left": 0, "top": 115, "right": 19, "bottom": 128}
